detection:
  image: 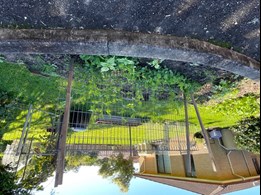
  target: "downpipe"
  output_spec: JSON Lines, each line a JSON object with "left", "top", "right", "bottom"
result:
{"left": 217, "top": 139, "right": 247, "bottom": 181}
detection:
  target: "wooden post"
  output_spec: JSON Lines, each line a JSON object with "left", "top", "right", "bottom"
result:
{"left": 163, "top": 123, "right": 170, "bottom": 150}
{"left": 191, "top": 95, "right": 217, "bottom": 172}
{"left": 55, "top": 63, "right": 74, "bottom": 187}
{"left": 184, "top": 93, "right": 192, "bottom": 176}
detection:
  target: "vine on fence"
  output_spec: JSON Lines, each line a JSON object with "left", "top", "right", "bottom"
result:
{"left": 75, "top": 55, "right": 199, "bottom": 116}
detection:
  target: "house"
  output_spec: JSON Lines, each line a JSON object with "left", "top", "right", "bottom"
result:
{"left": 135, "top": 128, "right": 260, "bottom": 195}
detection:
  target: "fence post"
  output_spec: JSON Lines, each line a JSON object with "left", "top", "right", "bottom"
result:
{"left": 191, "top": 95, "right": 217, "bottom": 172}
{"left": 129, "top": 125, "right": 132, "bottom": 157}
{"left": 55, "top": 63, "right": 74, "bottom": 187}
{"left": 16, "top": 104, "right": 33, "bottom": 156}
{"left": 184, "top": 93, "right": 192, "bottom": 176}
{"left": 21, "top": 137, "right": 34, "bottom": 180}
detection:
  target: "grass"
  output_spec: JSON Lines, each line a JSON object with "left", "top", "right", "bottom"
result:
{"left": 2, "top": 110, "right": 52, "bottom": 141}
{"left": 66, "top": 122, "right": 199, "bottom": 145}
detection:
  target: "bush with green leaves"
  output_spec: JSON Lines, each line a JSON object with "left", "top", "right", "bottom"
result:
{"left": 79, "top": 55, "right": 198, "bottom": 93}
{"left": 0, "top": 163, "right": 17, "bottom": 195}
{"left": 18, "top": 155, "right": 56, "bottom": 192}
{"left": 211, "top": 78, "right": 237, "bottom": 97}
{"left": 76, "top": 55, "right": 199, "bottom": 117}
{"left": 231, "top": 116, "right": 260, "bottom": 154}
{"left": 16, "top": 135, "right": 57, "bottom": 193}
{"left": 0, "top": 163, "right": 29, "bottom": 195}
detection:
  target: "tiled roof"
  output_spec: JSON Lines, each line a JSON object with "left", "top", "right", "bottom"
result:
{"left": 135, "top": 174, "right": 260, "bottom": 195}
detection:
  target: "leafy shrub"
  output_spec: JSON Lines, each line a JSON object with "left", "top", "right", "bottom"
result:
{"left": 231, "top": 116, "right": 260, "bottom": 154}
{"left": 211, "top": 79, "right": 237, "bottom": 96}
{"left": 0, "top": 163, "right": 29, "bottom": 195}
{"left": 0, "top": 164, "right": 17, "bottom": 195}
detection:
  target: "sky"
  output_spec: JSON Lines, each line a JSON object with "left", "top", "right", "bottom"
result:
{"left": 33, "top": 166, "right": 260, "bottom": 195}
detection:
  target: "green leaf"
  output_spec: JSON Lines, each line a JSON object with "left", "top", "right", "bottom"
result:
{"left": 80, "top": 55, "right": 91, "bottom": 61}
{"left": 107, "top": 57, "right": 116, "bottom": 66}
{"left": 101, "top": 67, "right": 110, "bottom": 72}
{"left": 0, "top": 57, "right": 5, "bottom": 63}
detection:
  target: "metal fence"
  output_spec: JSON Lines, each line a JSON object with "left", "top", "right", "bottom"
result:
{"left": 1, "top": 97, "right": 200, "bottom": 163}
{"left": 64, "top": 120, "right": 199, "bottom": 155}
{"left": 1, "top": 104, "right": 59, "bottom": 173}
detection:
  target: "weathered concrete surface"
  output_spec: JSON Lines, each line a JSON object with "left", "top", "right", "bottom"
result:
{"left": 0, "top": 0, "right": 260, "bottom": 61}
{"left": 0, "top": 29, "right": 260, "bottom": 80}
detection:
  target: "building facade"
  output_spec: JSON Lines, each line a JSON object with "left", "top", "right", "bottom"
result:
{"left": 136, "top": 128, "right": 260, "bottom": 194}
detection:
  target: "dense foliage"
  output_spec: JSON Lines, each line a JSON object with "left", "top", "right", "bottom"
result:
{"left": 18, "top": 155, "right": 56, "bottom": 192}
{"left": 73, "top": 55, "right": 199, "bottom": 118}
{"left": 19, "top": 133, "right": 58, "bottom": 192}
{"left": 0, "top": 163, "right": 29, "bottom": 195}
{"left": 0, "top": 135, "right": 56, "bottom": 194}
{"left": 231, "top": 116, "right": 260, "bottom": 154}
{"left": 0, "top": 164, "right": 18, "bottom": 195}
{"left": 210, "top": 75, "right": 241, "bottom": 97}
{"left": 79, "top": 55, "right": 198, "bottom": 92}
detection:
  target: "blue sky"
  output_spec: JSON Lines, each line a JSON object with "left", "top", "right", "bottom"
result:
{"left": 34, "top": 166, "right": 260, "bottom": 195}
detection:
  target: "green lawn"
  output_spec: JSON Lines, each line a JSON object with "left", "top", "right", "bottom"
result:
{"left": 66, "top": 122, "right": 200, "bottom": 145}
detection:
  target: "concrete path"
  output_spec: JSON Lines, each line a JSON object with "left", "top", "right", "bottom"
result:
{"left": 0, "top": 0, "right": 260, "bottom": 60}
